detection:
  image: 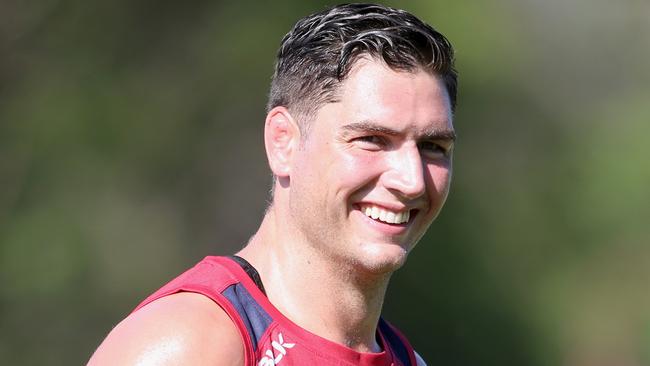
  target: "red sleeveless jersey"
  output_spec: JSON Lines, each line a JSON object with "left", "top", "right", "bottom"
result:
{"left": 133, "top": 256, "right": 417, "bottom": 366}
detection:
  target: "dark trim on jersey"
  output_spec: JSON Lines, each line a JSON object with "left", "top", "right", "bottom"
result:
{"left": 222, "top": 282, "right": 273, "bottom": 353}
{"left": 378, "top": 318, "right": 414, "bottom": 366}
{"left": 229, "top": 255, "right": 267, "bottom": 295}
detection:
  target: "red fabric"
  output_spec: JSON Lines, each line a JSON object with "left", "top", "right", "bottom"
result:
{"left": 133, "top": 256, "right": 417, "bottom": 366}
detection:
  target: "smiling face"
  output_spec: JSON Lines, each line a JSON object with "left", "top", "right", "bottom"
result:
{"left": 285, "top": 58, "right": 455, "bottom": 274}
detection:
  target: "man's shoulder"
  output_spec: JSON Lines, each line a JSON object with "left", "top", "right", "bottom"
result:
{"left": 88, "top": 292, "right": 244, "bottom": 365}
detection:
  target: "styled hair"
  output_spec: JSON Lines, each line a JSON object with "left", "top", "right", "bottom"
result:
{"left": 267, "top": 3, "right": 458, "bottom": 131}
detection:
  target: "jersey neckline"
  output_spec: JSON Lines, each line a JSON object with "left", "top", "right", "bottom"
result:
{"left": 211, "top": 255, "right": 397, "bottom": 366}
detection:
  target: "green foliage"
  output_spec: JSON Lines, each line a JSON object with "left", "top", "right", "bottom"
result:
{"left": 1, "top": 1, "right": 648, "bottom": 364}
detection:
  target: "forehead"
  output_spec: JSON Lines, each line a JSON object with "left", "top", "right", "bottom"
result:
{"left": 319, "top": 58, "right": 453, "bottom": 135}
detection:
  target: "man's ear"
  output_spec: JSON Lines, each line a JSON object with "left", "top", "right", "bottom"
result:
{"left": 264, "top": 106, "right": 301, "bottom": 177}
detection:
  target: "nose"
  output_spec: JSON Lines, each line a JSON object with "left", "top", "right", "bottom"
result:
{"left": 383, "top": 144, "right": 426, "bottom": 199}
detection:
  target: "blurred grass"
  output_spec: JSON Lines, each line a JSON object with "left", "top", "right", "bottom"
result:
{"left": 1, "top": 0, "right": 649, "bottom": 365}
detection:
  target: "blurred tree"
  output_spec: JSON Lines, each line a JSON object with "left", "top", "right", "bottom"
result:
{"left": 0, "top": 0, "right": 648, "bottom": 365}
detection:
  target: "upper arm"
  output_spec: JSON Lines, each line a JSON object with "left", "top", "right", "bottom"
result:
{"left": 87, "top": 292, "right": 244, "bottom": 366}
{"left": 415, "top": 350, "right": 427, "bottom": 366}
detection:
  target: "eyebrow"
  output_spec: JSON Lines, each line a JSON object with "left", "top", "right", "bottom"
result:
{"left": 341, "top": 121, "right": 457, "bottom": 141}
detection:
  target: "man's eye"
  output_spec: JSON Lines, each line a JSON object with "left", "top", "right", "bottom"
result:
{"left": 418, "top": 141, "right": 450, "bottom": 157}
{"left": 353, "top": 135, "right": 385, "bottom": 149}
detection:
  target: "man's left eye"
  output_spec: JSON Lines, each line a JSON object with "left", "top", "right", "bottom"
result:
{"left": 418, "top": 141, "right": 449, "bottom": 156}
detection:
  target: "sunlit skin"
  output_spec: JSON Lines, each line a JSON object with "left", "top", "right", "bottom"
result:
{"left": 279, "top": 57, "right": 454, "bottom": 274}
{"left": 87, "top": 292, "right": 244, "bottom": 365}
{"left": 241, "top": 57, "right": 455, "bottom": 353}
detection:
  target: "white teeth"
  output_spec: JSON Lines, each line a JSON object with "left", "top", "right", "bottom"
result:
{"left": 361, "top": 205, "right": 410, "bottom": 224}
{"left": 371, "top": 206, "right": 380, "bottom": 220}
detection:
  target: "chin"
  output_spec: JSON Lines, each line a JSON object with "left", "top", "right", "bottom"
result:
{"left": 355, "top": 243, "right": 411, "bottom": 275}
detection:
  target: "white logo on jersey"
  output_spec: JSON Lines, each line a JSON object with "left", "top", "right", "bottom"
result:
{"left": 258, "top": 333, "right": 296, "bottom": 366}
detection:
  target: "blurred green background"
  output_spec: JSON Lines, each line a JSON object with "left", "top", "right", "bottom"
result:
{"left": 1, "top": 0, "right": 649, "bottom": 365}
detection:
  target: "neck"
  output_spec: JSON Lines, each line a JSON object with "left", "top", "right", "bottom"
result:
{"left": 238, "top": 207, "right": 391, "bottom": 352}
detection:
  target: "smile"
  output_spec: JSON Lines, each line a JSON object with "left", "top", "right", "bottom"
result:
{"left": 359, "top": 204, "right": 411, "bottom": 224}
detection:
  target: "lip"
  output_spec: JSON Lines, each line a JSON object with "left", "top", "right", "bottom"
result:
{"left": 355, "top": 201, "right": 411, "bottom": 213}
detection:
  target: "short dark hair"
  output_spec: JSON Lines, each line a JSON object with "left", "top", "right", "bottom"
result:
{"left": 267, "top": 3, "right": 458, "bottom": 132}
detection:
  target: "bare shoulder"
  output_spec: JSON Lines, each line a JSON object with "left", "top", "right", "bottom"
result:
{"left": 87, "top": 292, "right": 244, "bottom": 365}
{"left": 415, "top": 350, "right": 428, "bottom": 366}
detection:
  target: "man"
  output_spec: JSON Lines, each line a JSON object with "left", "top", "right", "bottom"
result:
{"left": 89, "top": 3, "right": 457, "bottom": 365}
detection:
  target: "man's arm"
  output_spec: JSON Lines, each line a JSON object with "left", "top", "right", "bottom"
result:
{"left": 87, "top": 292, "right": 244, "bottom": 365}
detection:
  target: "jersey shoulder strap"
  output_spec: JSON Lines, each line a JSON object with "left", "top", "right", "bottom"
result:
{"left": 132, "top": 256, "right": 238, "bottom": 312}
{"left": 131, "top": 256, "right": 275, "bottom": 365}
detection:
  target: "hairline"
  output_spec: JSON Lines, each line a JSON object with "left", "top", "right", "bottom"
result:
{"left": 292, "top": 55, "right": 450, "bottom": 139}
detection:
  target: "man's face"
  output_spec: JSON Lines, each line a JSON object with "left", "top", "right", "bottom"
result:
{"left": 288, "top": 58, "right": 455, "bottom": 274}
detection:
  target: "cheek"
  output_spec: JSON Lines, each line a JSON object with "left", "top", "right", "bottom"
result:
{"left": 330, "top": 151, "right": 386, "bottom": 198}
{"left": 338, "top": 151, "right": 384, "bottom": 178}
{"left": 425, "top": 164, "right": 453, "bottom": 197}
